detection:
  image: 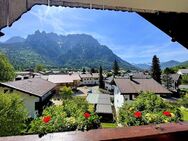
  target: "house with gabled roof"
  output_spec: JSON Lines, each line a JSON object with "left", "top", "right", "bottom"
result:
{"left": 114, "top": 77, "right": 172, "bottom": 111}
{"left": 79, "top": 73, "right": 99, "bottom": 85}
{"left": 177, "top": 69, "right": 188, "bottom": 75}
{"left": 0, "top": 78, "right": 56, "bottom": 118}
{"left": 48, "top": 74, "right": 81, "bottom": 87}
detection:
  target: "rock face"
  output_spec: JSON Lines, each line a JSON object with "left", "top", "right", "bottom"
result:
{"left": 0, "top": 31, "right": 137, "bottom": 70}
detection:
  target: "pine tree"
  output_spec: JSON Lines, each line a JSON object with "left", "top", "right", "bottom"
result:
{"left": 151, "top": 55, "right": 161, "bottom": 84}
{"left": 162, "top": 74, "right": 173, "bottom": 90}
{"left": 162, "top": 68, "right": 173, "bottom": 90}
{"left": 99, "top": 66, "right": 104, "bottom": 89}
{"left": 90, "top": 68, "right": 96, "bottom": 73}
{"left": 113, "top": 59, "right": 119, "bottom": 76}
{"left": 82, "top": 68, "right": 86, "bottom": 74}
{"left": 0, "top": 53, "right": 15, "bottom": 82}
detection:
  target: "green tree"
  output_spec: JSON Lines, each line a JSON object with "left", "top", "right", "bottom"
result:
{"left": 35, "top": 64, "right": 44, "bottom": 72}
{"left": 162, "top": 74, "right": 173, "bottom": 90}
{"left": 181, "top": 75, "right": 188, "bottom": 84}
{"left": 106, "top": 72, "right": 113, "bottom": 77}
{"left": 163, "top": 67, "right": 175, "bottom": 74}
{"left": 60, "top": 86, "right": 73, "bottom": 99}
{"left": 0, "top": 93, "right": 28, "bottom": 136}
{"left": 0, "top": 53, "right": 15, "bottom": 82}
{"left": 178, "top": 94, "right": 188, "bottom": 108}
{"left": 90, "top": 68, "right": 96, "bottom": 73}
{"left": 82, "top": 68, "right": 86, "bottom": 74}
{"left": 99, "top": 66, "right": 104, "bottom": 89}
{"left": 151, "top": 55, "right": 161, "bottom": 84}
{"left": 113, "top": 59, "right": 119, "bottom": 76}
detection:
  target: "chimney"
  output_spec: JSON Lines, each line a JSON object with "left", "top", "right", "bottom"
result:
{"left": 129, "top": 74, "right": 133, "bottom": 81}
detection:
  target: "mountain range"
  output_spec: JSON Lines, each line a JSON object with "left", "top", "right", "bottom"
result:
{"left": 135, "top": 60, "right": 188, "bottom": 70}
{"left": 0, "top": 31, "right": 137, "bottom": 70}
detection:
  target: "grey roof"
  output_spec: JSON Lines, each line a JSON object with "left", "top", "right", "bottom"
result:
{"left": 178, "top": 69, "right": 188, "bottom": 74}
{"left": 96, "top": 104, "right": 113, "bottom": 114}
{"left": 179, "top": 85, "right": 188, "bottom": 89}
{"left": 170, "top": 74, "right": 181, "bottom": 81}
{"left": 114, "top": 78, "right": 172, "bottom": 94}
{"left": 79, "top": 73, "right": 99, "bottom": 78}
{"left": 86, "top": 94, "right": 99, "bottom": 104}
{"left": 131, "top": 72, "right": 150, "bottom": 79}
{"left": 97, "top": 97, "right": 111, "bottom": 105}
{"left": 86, "top": 94, "right": 111, "bottom": 104}
{"left": 1, "top": 78, "right": 56, "bottom": 97}
{"left": 104, "top": 76, "right": 114, "bottom": 83}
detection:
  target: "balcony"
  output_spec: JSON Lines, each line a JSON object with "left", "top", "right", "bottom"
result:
{"left": 0, "top": 122, "right": 188, "bottom": 141}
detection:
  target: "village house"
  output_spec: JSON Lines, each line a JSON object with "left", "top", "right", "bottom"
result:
{"left": 79, "top": 73, "right": 99, "bottom": 86}
{"left": 114, "top": 77, "right": 172, "bottom": 111}
{"left": 104, "top": 76, "right": 115, "bottom": 92}
{"left": 48, "top": 74, "right": 81, "bottom": 92}
{"left": 0, "top": 78, "right": 56, "bottom": 118}
{"left": 15, "top": 71, "right": 34, "bottom": 80}
{"left": 162, "top": 74, "right": 182, "bottom": 92}
{"left": 15, "top": 71, "right": 44, "bottom": 81}
{"left": 177, "top": 69, "right": 188, "bottom": 75}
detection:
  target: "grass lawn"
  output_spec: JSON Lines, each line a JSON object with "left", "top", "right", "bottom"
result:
{"left": 180, "top": 108, "right": 188, "bottom": 121}
{"left": 101, "top": 123, "right": 117, "bottom": 128}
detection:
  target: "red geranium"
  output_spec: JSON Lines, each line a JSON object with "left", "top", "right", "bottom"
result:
{"left": 42, "top": 116, "right": 51, "bottom": 123}
{"left": 163, "top": 111, "right": 171, "bottom": 117}
{"left": 134, "top": 111, "right": 142, "bottom": 118}
{"left": 84, "top": 112, "right": 91, "bottom": 119}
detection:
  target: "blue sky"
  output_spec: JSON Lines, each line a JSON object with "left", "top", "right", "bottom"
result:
{"left": 0, "top": 5, "right": 187, "bottom": 64}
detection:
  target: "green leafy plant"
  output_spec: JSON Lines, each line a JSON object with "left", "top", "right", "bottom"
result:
{"left": 0, "top": 93, "right": 28, "bottom": 136}
{"left": 0, "top": 53, "right": 15, "bottom": 82}
{"left": 118, "top": 92, "right": 182, "bottom": 126}
{"left": 29, "top": 98, "right": 101, "bottom": 134}
{"left": 59, "top": 86, "right": 73, "bottom": 100}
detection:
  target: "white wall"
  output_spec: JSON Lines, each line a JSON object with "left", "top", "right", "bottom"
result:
{"left": 80, "top": 78, "right": 99, "bottom": 85}
{"left": 114, "top": 86, "right": 124, "bottom": 112}
{"left": 0, "top": 86, "right": 40, "bottom": 118}
{"left": 105, "top": 83, "right": 112, "bottom": 91}
{"left": 114, "top": 86, "right": 137, "bottom": 114}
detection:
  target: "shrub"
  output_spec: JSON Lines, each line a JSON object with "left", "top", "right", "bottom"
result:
{"left": 29, "top": 98, "right": 100, "bottom": 134}
{"left": 62, "top": 97, "right": 89, "bottom": 117}
{"left": 0, "top": 93, "right": 28, "bottom": 136}
{"left": 178, "top": 94, "right": 188, "bottom": 108}
{"left": 59, "top": 86, "right": 73, "bottom": 100}
{"left": 77, "top": 112, "right": 101, "bottom": 131}
{"left": 118, "top": 92, "right": 182, "bottom": 126}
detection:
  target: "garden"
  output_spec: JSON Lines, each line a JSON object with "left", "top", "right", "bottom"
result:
{"left": 118, "top": 92, "right": 182, "bottom": 126}
{"left": 28, "top": 97, "right": 101, "bottom": 135}
{"left": 1, "top": 87, "right": 188, "bottom": 137}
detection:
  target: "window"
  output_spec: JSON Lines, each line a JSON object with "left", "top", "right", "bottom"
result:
{"left": 130, "top": 94, "right": 133, "bottom": 100}
{"left": 4, "top": 89, "right": 8, "bottom": 93}
{"left": 9, "top": 89, "right": 13, "bottom": 93}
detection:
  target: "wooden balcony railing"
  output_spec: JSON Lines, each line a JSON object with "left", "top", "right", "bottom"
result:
{"left": 0, "top": 122, "right": 188, "bottom": 141}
